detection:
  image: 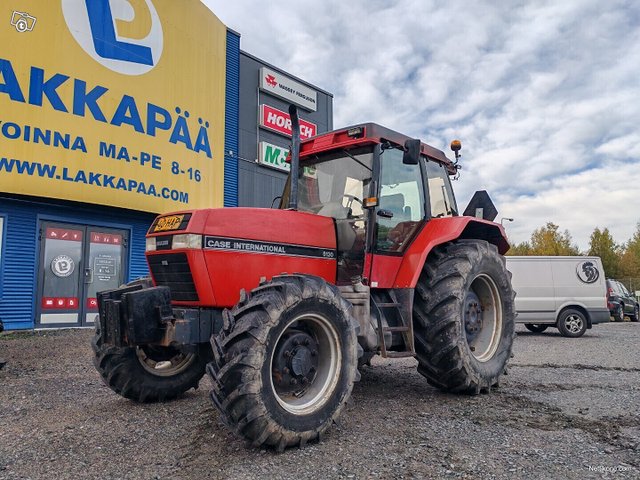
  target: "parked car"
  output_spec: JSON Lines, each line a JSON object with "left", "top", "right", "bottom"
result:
{"left": 507, "top": 256, "right": 610, "bottom": 337}
{"left": 606, "top": 279, "right": 639, "bottom": 322}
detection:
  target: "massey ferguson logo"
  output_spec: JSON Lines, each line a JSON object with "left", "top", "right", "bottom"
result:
{"left": 265, "top": 74, "right": 278, "bottom": 87}
{"left": 259, "top": 67, "right": 318, "bottom": 112}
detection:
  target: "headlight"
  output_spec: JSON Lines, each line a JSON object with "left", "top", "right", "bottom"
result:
{"left": 172, "top": 234, "right": 202, "bottom": 249}
{"left": 145, "top": 237, "right": 156, "bottom": 251}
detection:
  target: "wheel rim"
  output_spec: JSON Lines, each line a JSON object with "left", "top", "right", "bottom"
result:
{"left": 564, "top": 314, "right": 583, "bottom": 333}
{"left": 270, "top": 313, "right": 341, "bottom": 415}
{"left": 463, "top": 274, "right": 503, "bottom": 362}
{"left": 136, "top": 346, "right": 196, "bottom": 377}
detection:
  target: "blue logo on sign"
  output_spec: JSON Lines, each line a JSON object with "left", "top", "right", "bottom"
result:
{"left": 85, "top": 0, "right": 153, "bottom": 66}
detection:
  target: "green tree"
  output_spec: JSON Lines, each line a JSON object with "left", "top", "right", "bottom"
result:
{"left": 587, "top": 227, "right": 620, "bottom": 277}
{"left": 529, "top": 222, "right": 580, "bottom": 256}
{"left": 506, "top": 241, "right": 532, "bottom": 255}
{"left": 618, "top": 222, "right": 640, "bottom": 283}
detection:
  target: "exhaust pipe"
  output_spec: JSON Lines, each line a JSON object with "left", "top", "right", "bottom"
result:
{"left": 288, "top": 104, "right": 300, "bottom": 210}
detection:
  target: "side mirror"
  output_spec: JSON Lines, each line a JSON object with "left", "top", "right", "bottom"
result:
{"left": 403, "top": 138, "right": 421, "bottom": 165}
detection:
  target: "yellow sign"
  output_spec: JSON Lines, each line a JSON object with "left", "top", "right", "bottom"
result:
{"left": 0, "top": 1, "right": 227, "bottom": 212}
{"left": 153, "top": 214, "right": 184, "bottom": 232}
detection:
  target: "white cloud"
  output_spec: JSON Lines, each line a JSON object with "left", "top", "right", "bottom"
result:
{"left": 203, "top": 0, "right": 640, "bottom": 251}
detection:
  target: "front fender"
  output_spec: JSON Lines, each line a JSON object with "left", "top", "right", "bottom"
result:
{"left": 393, "top": 217, "right": 509, "bottom": 288}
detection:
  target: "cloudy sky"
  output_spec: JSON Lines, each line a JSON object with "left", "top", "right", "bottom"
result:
{"left": 203, "top": 0, "right": 640, "bottom": 251}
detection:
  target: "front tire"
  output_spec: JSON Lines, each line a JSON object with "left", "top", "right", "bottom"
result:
{"left": 556, "top": 309, "right": 587, "bottom": 337}
{"left": 525, "top": 324, "right": 548, "bottom": 333}
{"left": 413, "top": 240, "right": 516, "bottom": 394}
{"left": 92, "top": 330, "right": 210, "bottom": 402}
{"left": 631, "top": 304, "right": 639, "bottom": 322}
{"left": 208, "top": 275, "right": 360, "bottom": 450}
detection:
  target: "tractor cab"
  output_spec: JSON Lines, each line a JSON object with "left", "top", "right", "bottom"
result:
{"left": 279, "top": 123, "right": 459, "bottom": 285}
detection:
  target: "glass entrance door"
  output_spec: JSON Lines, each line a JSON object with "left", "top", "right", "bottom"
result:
{"left": 36, "top": 222, "right": 128, "bottom": 327}
{"left": 84, "top": 228, "right": 127, "bottom": 324}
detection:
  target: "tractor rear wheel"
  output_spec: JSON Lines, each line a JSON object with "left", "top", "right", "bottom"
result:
{"left": 208, "top": 275, "right": 360, "bottom": 451}
{"left": 413, "top": 240, "right": 516, "bottom": 394}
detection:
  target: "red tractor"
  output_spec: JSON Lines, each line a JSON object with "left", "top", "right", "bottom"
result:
{"left": 94, "top": 106, "right": 515, "bottom": 451}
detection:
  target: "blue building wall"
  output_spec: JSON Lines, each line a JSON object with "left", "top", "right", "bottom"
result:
{"left": 224, "top": 30, "right": 240, "bottom": 207}
{"left": 0, "top": 196, "right": 156, "bottom": 330}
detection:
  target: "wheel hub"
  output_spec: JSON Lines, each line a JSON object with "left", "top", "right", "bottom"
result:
{"left": 464, "top": 291, "right": 484, "bottom": 342}
{"left": 566, "top": 314, "right": 583, "bottom": 333}
{"left": 272, "top": 330, "right": 319, "bottom": 395}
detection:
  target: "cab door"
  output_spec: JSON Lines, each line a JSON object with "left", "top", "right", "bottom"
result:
{"left": 368, "top": 147, "right": 427, "bottom": 288}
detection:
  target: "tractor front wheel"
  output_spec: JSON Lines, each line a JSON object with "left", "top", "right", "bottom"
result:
{"left": 92, "top": 333, "right": 210, "bottom": 402}
{"left": 413, "top": 240, "right": 516, "bottom": 394}
{"left": 208, "top": 275, "right": 360, "bottom": 450}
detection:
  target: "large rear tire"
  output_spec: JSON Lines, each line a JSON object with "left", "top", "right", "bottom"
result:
{"left": 92, "top": 328, "right": 210, "bottom": 402}
{"left": 413, "top": 240, "right": 516, "bottom": 394}
{"left": 208, "top": 275, "right": 360, "bottom": 451}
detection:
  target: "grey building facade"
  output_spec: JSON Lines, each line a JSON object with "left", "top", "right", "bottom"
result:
{"left": 237, "top": 51, "right": 334, "bottom": 207}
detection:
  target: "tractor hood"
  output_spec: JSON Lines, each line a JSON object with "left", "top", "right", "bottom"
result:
{"left": 145, "top": 208, "right": 338, "bottom": 307}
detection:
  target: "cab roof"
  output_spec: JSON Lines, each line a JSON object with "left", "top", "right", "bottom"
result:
{"left": 299, "top": 122, "right": 455, "bottom": 172}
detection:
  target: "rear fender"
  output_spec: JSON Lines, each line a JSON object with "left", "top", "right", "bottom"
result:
{"left": 393, "top": 217, "right": 509, "bottom": 288}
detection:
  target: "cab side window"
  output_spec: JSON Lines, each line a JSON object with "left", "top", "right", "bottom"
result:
{"left": 376, "top": 149, "right": 425, "bottom": 252}
{"left": 424, "top": 161, "right": 455, "bottom": 218}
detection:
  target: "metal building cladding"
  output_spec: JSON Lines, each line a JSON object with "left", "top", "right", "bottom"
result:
{"left": 0, "top": 1, "right": 332, "bottom": 331}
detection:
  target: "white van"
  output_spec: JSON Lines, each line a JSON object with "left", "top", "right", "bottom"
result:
{"left": 506, "top": 256, "right": 610, "bottom": 337}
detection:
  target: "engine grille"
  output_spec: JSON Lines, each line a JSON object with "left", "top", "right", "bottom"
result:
{"left": 147, "top": 253, "right": 199, "bottom": 302}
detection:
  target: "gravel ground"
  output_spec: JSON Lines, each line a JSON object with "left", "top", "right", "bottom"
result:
{"left": 1, "top": 322, "right": 639, "bottom": 479}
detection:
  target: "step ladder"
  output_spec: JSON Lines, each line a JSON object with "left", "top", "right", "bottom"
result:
{"left": 373, "top": 292, "right": 415, "bottom": 358}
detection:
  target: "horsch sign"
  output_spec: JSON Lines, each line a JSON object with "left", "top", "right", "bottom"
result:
{"left": 260, "top": 105, "right": 317, "bottom": 139}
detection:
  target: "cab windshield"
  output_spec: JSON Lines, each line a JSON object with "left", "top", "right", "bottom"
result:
{"left": 280, "top": 147, "right": 374, "bottom": 219}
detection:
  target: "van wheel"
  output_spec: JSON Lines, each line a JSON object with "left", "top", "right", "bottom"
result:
{"left": 557, "top": 309, "right": 587, "bottom": 338}
{"left": 524, "top": 324, "right": 548, "bottom": 333}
